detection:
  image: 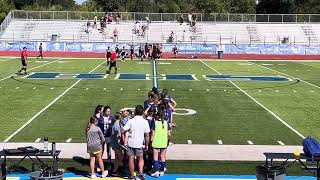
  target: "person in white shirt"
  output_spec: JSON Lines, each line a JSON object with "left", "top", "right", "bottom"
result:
{"left": 121, "top": 105, "right": 150, "bottom": 180}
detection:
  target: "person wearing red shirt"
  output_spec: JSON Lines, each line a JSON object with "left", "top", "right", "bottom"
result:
{"left": 17, "top": 47, "right": 28, "bottom": 75}
{"left": 107, "top": 50, "right": 118, "bottom": 74}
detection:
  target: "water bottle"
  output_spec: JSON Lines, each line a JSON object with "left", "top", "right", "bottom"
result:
{"left": 43, "top": 137, "right": 48, "bottom": 152}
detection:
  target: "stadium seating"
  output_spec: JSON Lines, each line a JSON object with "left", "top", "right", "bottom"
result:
{"left": 1, "top": 18, "right": 319, "bottom": 45}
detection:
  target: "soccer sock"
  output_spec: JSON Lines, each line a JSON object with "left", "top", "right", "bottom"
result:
{"left": 160, "top": 161, "right": 166, "bottom": 171}
{"left": 153, "top": 160, "right": 159, "bottom": 172}
{"left": 108, "top": 155, "right": 111, "bottom": 162}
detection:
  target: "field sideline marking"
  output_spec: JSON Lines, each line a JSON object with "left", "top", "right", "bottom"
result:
{"left": 251, "top": 61, "right": 320, "bottom": 89}
{"left": 3, "top": 60, "right": 106, "bottom": 142}
{"left": 0, "top": 59, "right": 61, "bottom": 82}
{"left": 200, "top": 60, "right": 305, "bottom": 139}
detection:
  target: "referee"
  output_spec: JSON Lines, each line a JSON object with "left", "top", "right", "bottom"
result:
{"left": 37, "top": 43, "right": 43, "bottom": 59}
{"left": 17, "top": 47, "right": 28, "bottom": 75}
{"left": 107, "top": 50, "right": 118, "bottom": 74}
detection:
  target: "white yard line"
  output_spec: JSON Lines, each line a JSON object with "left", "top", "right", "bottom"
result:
{"left": 0, "top": 59, "right": 61, "bottom": 82}
{"left": 4, "top": 60, "right": 106, "bottom": 142}
{"left": 200, "top": 60, "right": 305, "bottom": 139}
{"left": 66, "top": 138, "right": 72, "bottom": 143}
{"left": 0, "top": 57, "right": 16, "bottom": 62}
{"left": 247, "top": 141, "right": 254, "bottom": 145}
{"left": 152, "top": 60, "right": 158, "bottom": 88}
{"left": 34, "top": 138, "right": 41, "bottom": 143}
{"left": 251, "top": 61, "right": 320, "bottom": 89}
{"left": 278, "top": 141, "right": 285, "bottom": 145}
{"left": 218, "top": 140, "right": 223, "bottom": 144}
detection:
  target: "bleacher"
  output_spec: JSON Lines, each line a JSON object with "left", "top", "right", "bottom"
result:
{"left": 0, "top": 11, "right": 320, "bottom": 45}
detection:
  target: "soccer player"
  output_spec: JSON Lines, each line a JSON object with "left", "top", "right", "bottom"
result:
{"left": 130, "top": 45, "right": 134, "bottom": 60}
{"left": 107, "top": 50, "right": 118, "bottom": 74}
{"left": 120, "top": 46, "right": 126, "bottom": 61}
{"left": 139, "top": 45, "right": 144, "bottom": 61}
{"left": 115, "top": 45, "right": 120, "bottom": 56}
{"left": 17, "top": 47, "right": 28, "bottom": 75}
{"left": 37, "top": 43, "right": 43, "bottom": 59}
{"left": 105, "top": 47, "right": 111, "bottom": 66}
{"left": 172, "top": 45, "right": 178, "bottom": 58}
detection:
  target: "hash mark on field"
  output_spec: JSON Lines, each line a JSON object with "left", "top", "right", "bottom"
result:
{"left": 86, "top": 88, "right": 89, "bottom": 90}
{"left": 35, "top": 138, "right": 41, "bottom": 143}
{"left": 223, "top": 90, "right": 226, "bottom": 92}
{"left": 307, "top": 70, "right": 311, "bottom": 71}
{"left": 120, "top": 88, "right": 123, "bottom": 91}
{"left": 277, "top": 141, "right": 285, "bottom": 145}
{"left": 258, "top": 90, "right": 262, "bottom": 92}
{"left": 50, "top": 87, "right": 54, "bottom": 90}
{"left": 138, "top": 88, "right": 140, "bottom": 91}
{"left": 187, "top": 140, "right": 192, "bottom": 144}
{"left": 206, "top": 89, "right": 210, "bottom": 91}
{"left": 103, "top": 88, "right": 106, "bottom": 90}
{"left": 275, "top": 90, "right": 279, "bottom": 92}
{"left": 15, "top": 87, "right": 20, "bottom": 89}
{"left": 172, "top": 89, "right": 175, "bottom": 91}
{"left": 247, "top": 141, "right": 254, "bottom": 145}
{"left": 66, "top": 138, "right": 72, "bottom": 143}
{"left": 218, "top": 140, "right": 223, "bottom": 144}
{"left": 189, "top": 89, "right": 192, "bottom": 91}
{"left": 33, "top": 87, "right": 37, "bottom": 89}
{"left": 293, "top": 90, "right": 297, "bottom": 93}
{"left": 311, "top": 90, "right": 315, "bottom": 93}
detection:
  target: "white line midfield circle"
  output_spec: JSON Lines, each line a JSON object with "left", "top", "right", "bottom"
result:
{"left": 120, "top": 108, "right": 197, "bottom": 116}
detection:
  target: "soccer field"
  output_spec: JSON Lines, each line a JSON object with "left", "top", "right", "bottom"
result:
{"left": 0, "top": 57, "right": 319, "bottom": 145}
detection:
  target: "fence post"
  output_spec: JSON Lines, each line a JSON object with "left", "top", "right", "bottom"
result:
{"left": 282, "top": 14, "right": 283, "bottom": 23}
{"left": 309, "top": 15, "right": 311, "bottom": 23}
{"left": 53, "top": 11, "right": 55, "bottom": 20}
{"left": 67, "top": 12, "right": 69, "bottom": 21}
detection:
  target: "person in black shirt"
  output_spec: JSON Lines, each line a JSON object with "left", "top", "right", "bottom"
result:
{"left": 172, "top": 45, "right": 178, "bottom": 58}
{"left": 139, "top": 45, "right": 144, "bottom": 61}
{"left": 115, "top": 45, "right": 120, "bottom": 57}
{"left": 120, "top": 46, "right": 126, "bottom": 61}
{"left": 106, "top": 47, "right": 111, "bottom": 66}
{"left": 130, "top": 45, "right": 134, "bottom": 60}
{"left": 37, "top": 43, "right": 43, "bottom": 59}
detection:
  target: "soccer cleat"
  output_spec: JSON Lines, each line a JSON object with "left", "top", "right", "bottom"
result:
{"left": 151, "top": 171, "right": 159, "bottom": 178}
{"left": 164, "top": 168, "right": 168, "bottom": 173}
{"left": 137, "top": 173, "right": 145, "bottom": 180}
{"left": 90, "top": 174, "right": 97, "bottom": 179}
{"left": 159, "top": 171, "right": 165, "bottom": 176}
{"left": 101, "top": 170, "right": 108, "bottom": 178}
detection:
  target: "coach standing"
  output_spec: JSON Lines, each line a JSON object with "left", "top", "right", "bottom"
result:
{"left": 107, "top": 50, "right": 117, "bottom": 74}
{"left": 17, "top": 47, "right": 28, "bottom": 75}
{"left": 121, "top": 105, "right": 150, "bottom": 180}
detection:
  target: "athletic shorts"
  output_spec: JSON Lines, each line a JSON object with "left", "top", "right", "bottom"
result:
{"left": 21, "top": 60, "right": 27, "bottom": 66}
{"left": 127, "top": 146, "right": 143, "bottom": 157}
{"left": 110, "top": 61, "right": 116, "bottom": 67}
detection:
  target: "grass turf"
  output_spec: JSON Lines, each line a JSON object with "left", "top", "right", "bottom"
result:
{"left": 0, "top": 58, "right": 319, "bottom": 145}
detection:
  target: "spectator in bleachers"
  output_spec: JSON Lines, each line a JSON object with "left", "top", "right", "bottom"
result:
{"left": 121, "top": 105, "right": 150, "bottom": 180}
{"left": 86, "top": 116, "right": 108, "bottom": 179}
{"left": 188, "top": 13, "right": 192, "bottom": 25}
{"left": 100, "top": 17, "right": 104, "bottom": 31}
{"left": 113, "top": 28, "right": 118, "bottom": 43}
{"left": 93, "top": 16, "right": 97, "bottom": 29}
{"left": 179, "top": 13, "right": 184, "bottom": 25}
{"left": 116, "top": 13, "right": 121, "bottom": 24}
{"left": 146, "top": 17, "right": 151, "bottom": 25}
{"left": 169, "top": 31, "right": 175, "bottom": 43}
{"left": 108, "top": 14, "right": 113, "bottom": 24}
{"left": 133, "top": 21, "right": 140, "bottom": 34}
{"left": 86, "top": 19, "right": 90, "bottom": 33}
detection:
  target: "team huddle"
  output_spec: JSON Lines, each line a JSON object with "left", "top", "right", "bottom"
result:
{"left": 86, "top": 87, "right": 177, "bottom": 179}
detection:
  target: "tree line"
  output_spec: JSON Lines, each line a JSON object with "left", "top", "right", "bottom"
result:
{"left": 0, "top": 0, "right": 320, "bottom": 23}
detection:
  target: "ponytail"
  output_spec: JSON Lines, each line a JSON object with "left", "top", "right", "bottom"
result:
{"left": 86, "top": 116, "right": 97, "bottom": 132}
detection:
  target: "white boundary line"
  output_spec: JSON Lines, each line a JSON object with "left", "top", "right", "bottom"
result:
{"left": 0, "top": 59, "right": 61, "bottom": 82}
{"left": 0, "top": 57, "right": 16, "bottom": 62}
{"left": 200, "top": 60, "right": 305, "bottom": 139}
{"left": 4, "top": 60, "right": 106, "bottom": 142}
{"left": 114, "top": 73, "right": 120, "bottom": 80}
{"left": 152, "top": 60, "right": 158, "bottom": 88}
{"left": 251, "top": 61, "right": 320, "bottom": 89}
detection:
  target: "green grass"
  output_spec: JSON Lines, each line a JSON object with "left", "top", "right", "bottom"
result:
{"left": 0, "top": 58, "right": 320, "bottom": 145}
